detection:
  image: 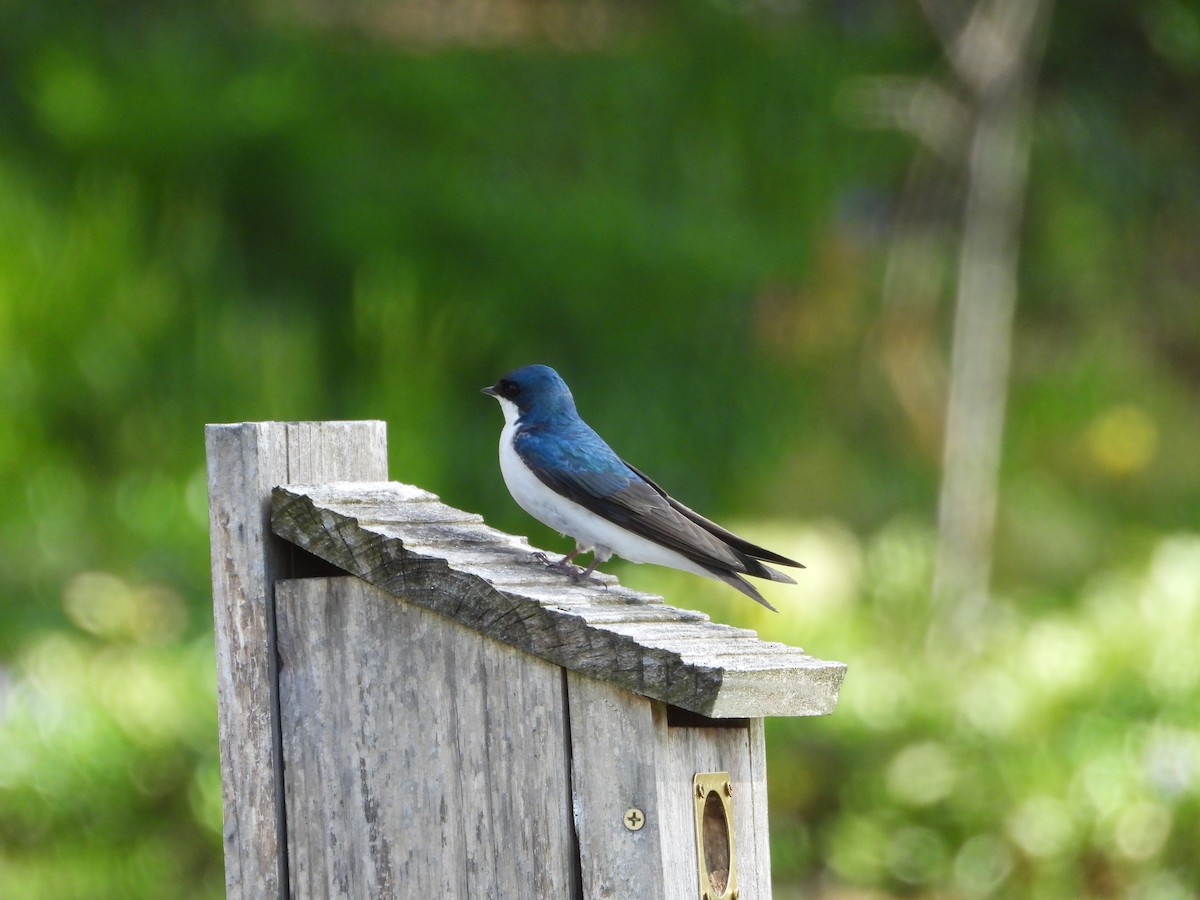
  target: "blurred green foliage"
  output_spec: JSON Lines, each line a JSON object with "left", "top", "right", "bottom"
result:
{"left": 1, "top": 0, "right": 1198, "bottom": 897}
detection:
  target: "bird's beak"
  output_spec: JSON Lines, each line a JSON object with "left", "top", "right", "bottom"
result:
{"left": 481, "top": 385, "right": 498, "bottom": 397}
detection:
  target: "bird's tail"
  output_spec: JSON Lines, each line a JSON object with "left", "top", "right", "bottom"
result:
{"left": 700, "top": 565, "right": 780, "bottom": 612}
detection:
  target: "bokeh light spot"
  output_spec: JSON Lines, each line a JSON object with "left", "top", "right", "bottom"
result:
{"left": 1084, "top": 404, "right": 1158, "bottom": 476}
{"left": 1006, "top": 795, "right": 1076, "bottom": 860}
{"left": 1113, "top": 801, "right": 1172, "bottom": 861}
{"left": 64, "top": 571, "right": 187, "bottom": 645}
{"left": 887, "top": 825, "right": 949, "bottom": 885}
{"left": 958, "top": 669, "right": 1025, "bottom": 737}
{"left": 953, "top": 833, "right": 1014, "bottom": 897}
{"left": 886, "top": 741, "right": 958, "bottom": 806}
{"left": 1021, "top": 618, "right": 1094, "bottom": 693}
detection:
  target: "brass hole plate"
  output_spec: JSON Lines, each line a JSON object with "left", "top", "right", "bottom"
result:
{"left": 693, "top": 771, "right": 738, "bottom": 899}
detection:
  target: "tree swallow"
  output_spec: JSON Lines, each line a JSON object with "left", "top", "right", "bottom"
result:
{"left": 482, "top": 364, "right": 803, "bottom": 610}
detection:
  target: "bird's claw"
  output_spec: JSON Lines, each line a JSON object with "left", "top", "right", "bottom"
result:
{"left": 531, "top": 550, "right": 581, "bottom": 575}
{"left": 530, "top": 551, "right": 605, "bottom": 585}
{"left": 549, "top": 559, "right": 587, "bottom": 577}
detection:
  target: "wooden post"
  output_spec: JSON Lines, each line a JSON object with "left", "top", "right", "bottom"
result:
{"left": 206, "top": 421, "right": 844, "bottom": 899}
{"left": 205, "top": 421, "right": 388, "bottom": 899}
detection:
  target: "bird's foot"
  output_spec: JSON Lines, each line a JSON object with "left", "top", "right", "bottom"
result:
{"left": 532, "top": 550, "right": 608, "bottom": 585}
{"left": 550, "top": 559, "right": 589, "bottom": 578}
{"left": 568, "top": 558, "right": 607, "bottom": 586}
{"left": 532, "top": 550, "right": 586, "bottom": 577}
{"left": 568, "top": 569, "right": 605, "bottom": 586}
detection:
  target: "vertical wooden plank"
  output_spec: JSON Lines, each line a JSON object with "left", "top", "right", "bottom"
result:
{"left": 276, "top": 577, "right": 578, "bottom": 900}
{"left": 659, "top": 721, "right": 772, "bottom": 900}
{"left": 205, "top": 420, "right": 387, "bottom": 900}
{"left": 206, "top": 423, "right": 286, "bottom": 900}
{"left": 745, "top": 718, "right": 773, "bottom": 898}
{"left": 566, "top": 672, "right": 669, "bottom": 900}
{"left": 283, "top": 421, "right": 389, "bottom": 485}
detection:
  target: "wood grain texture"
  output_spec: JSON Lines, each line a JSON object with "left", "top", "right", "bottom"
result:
{"left": 745, "top": 718, "right": 773, "bottom": 898}
{"left": 271, "top": 481, "right": 846, "bottom": 719}
{"left": 566, "top": 674, "right": 773, "bottom": 900}
{"left": 275, "top": 576, "right": 578, "bottom": 900}
{"left": 205, "top": 421, "right": 387, "bottom": 899}
{"left": 566, "top": 672, "right": 669, "bottom": 900}
{"left": 657, "top": 719, "right": 771, "bottom": 900}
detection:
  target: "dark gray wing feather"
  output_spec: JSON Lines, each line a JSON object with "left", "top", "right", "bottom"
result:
{"left": 623, "top": 462, "right": 805, "bottom": 576}
{"left": 523, "top": 456, "right": 800, "bottom": 610}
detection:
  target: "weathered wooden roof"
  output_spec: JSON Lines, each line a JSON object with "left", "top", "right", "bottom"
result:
{"left": 271, "top": 481, "right": 846, "bottom": 718}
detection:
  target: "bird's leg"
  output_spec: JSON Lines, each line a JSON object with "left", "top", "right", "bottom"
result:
{"left": 568, "top": 549, "right": 614, "bottom": 592}
{"left": 542, "top": 548, "right": 584, "bottom": 575}
{"left": 569, "top": 554, "right": 606, "bottom": 585}
{"left": 537, "top": 547, "right": 607, "bottom": 584}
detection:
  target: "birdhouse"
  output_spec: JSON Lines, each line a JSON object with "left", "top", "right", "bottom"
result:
{"left": 206, "top": 420, "right": 846, "bottom": 900}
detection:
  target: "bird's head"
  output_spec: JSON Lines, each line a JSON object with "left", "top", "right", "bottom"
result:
{"left": 482, "top": 364, "right": 578, "bottom": 426}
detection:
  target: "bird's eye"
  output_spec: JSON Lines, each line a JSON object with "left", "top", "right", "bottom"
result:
{"left": 498, "top": 379, "right": 520, "bottom": 399}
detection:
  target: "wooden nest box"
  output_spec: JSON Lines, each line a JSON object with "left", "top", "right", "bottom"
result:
{"left": 206, "top": 421, "right": 845, "bottom": 900}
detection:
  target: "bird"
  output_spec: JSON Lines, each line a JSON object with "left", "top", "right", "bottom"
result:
{"left": 482, "top": 364, "right": 803, "bottom": 610}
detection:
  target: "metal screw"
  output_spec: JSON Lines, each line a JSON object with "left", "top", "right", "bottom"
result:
{"left": 724, "top": 781, "right": 733, "bottom": 797}
{"left": 730, "top": 890, "right": 739, "bottom": 899}
{"left": 623, "top": 807, "right": 645, "bottom": 831}
{"left": 696, "top": 782, "right": 706, "bottom": 798}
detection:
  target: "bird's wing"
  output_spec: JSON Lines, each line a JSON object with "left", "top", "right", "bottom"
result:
{"left": 515, "top": 428, "right": 793, "bottom": 583}
{"left": 623, "top": 462, "right": 804, "bottom": 571}
{"left": 541, "top": 464, "right": 753, "bottom": 569}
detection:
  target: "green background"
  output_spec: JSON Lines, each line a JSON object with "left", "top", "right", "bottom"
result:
{"left": 2, "top": 1, "right": 1198, "bottom": 896}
